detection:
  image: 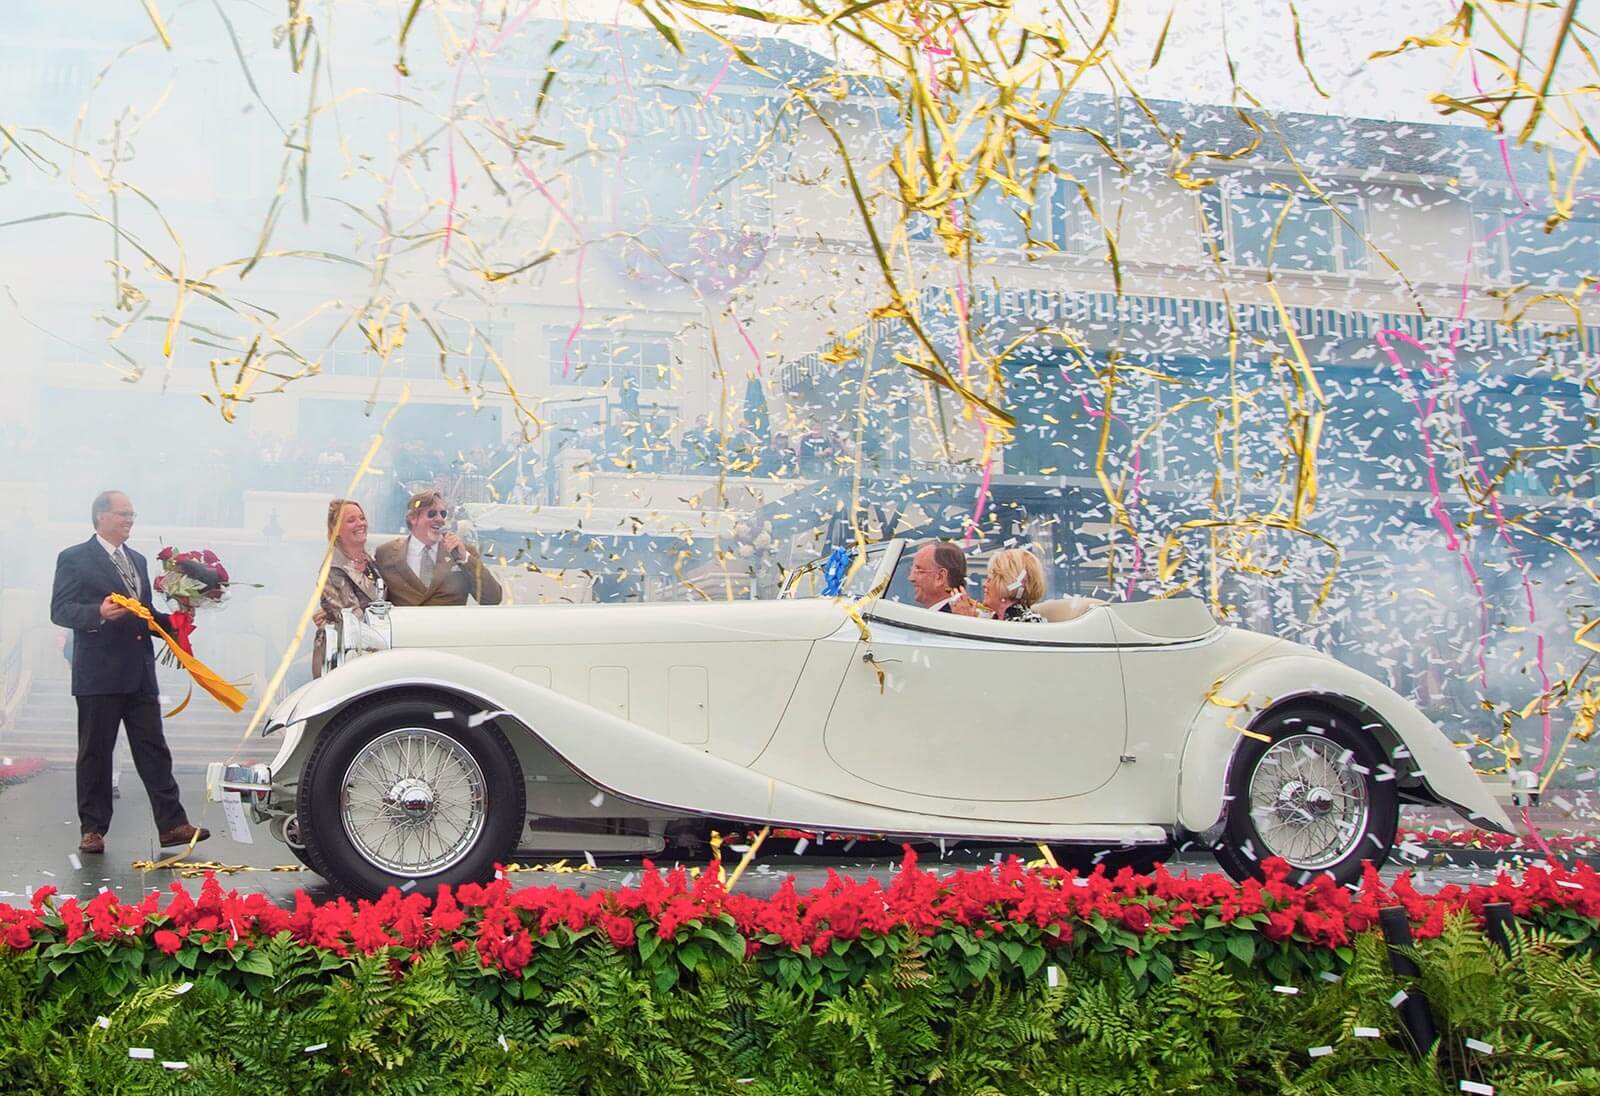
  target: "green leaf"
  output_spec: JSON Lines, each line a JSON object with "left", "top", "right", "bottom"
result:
{"left": 637, "top": 932, "right": 660, "bottom": 963}
{"left": 234, "top": 950, "right": 273, "bottom": 977}
{"left": 654, "top": 963, "right": 679, "bottom": 993}
{"left": 999, "top": 940, "right": 1024, "bottom": 964}
{"left": 677, "top": 943, "right": 706, "bottom": 972}
{"left": 1226, "top": 935, "right": 1255, "bottom": 966}
{"left": 1018, "top": 945, "right": 1046, "bottom": 979}
{"left": 708, "top": 930, "right": 747, "bottom": 960}
{"left": 1126, "top": 953, "right": 1148, "bottom": 981}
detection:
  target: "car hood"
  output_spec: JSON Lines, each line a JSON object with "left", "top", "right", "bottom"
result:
{"left": 384, "top": 597, "right": 853, "bottom": 648}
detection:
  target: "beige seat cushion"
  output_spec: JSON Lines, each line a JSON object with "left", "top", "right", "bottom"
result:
{"left": 1033, "top": 597, "right": 1105, "bottom": 623}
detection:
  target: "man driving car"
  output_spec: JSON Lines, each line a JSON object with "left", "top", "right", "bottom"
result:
{"left": 907, "top": 541, "right": 982, "bottom": 616}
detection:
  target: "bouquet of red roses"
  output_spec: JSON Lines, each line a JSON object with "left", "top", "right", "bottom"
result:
{"left": 153, "top": 547, "right": 233, "bottom": 661}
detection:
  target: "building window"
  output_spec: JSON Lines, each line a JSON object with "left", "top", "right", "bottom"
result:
{"left": 565, "top": 138, "right": 771, "bottom": 232}
{"left": 1475, "top": 209, "right": 1600, "bottom": 284}
{"left": 1200, "top": 183, "right": 1368, "bottom": 274}
{"left": 547, "top": 328, "right": 673, "bottom": 389}
{"left": 908, "top": 168, "right": 1101, "bottom": 255}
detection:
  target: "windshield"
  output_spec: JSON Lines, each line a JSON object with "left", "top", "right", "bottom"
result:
{"left": 781, "top": 545, "right": 888, "bottom": 600}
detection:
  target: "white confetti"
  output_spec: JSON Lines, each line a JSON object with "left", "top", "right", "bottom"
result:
{"left": 432, "top": 711, "right": 454, "bottom": 721}
{"left": 400, "top": 879, "right": 416, "bottom": 892}
{"left": 793, "top": 838, "right": 809, "bottom": 856}
{"left": 305, "top": 1043, "right": 328, "bottom": 1054}
{"left": 497, "top": 1034, "right": 509, "bottom": 1052}
{"left": 1353, "top": 1026, "right": 1380, "bottom": 1038}
{"left": 1557, "top": 880, "right": 1582, "bottom": 890}
{"left": 1319, "top": 971, "right": 1342, "bottom": 983}
{"left": 128, "top": 1048, "right": 154, "bottom": 1060}
{"left": 1046, "top": 965, "right": 1060, "bottom": 987}
{"left": 162, "top": 1061, "right": 189, "bottom": 1071}
{"left": 1389, "top": 990, "right": 1409, "bottom": 1007}
{"left": 1273, "top": 985, "right": 1299, "bottom": 995}
{"left": 1308, "top": 1045, "right": 1333, "bottom": 1058}
{"left": 589, "top": 791, "right": 605, "bottom": 808}
{"left": 68, "top": 855, "right": 81, "bottom": 872}
{"left": 583, "top": 851, "right": 596, "bottom": 869}
{"left": 1459, "top": 1082, "right": 1494, "bottom": 1095}
{"left": 96, "top": 1015, "right": 110, "bottom": 1030}
{"left": 173, "top": 982, "right": 192, "bottom": 995}
{"left": 1465, "top": 1038, "right": 1494, "bottom": 1054}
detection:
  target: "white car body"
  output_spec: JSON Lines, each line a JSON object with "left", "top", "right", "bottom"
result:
{"left": 216, "top": 540, "right": 1512, "bottom": 895}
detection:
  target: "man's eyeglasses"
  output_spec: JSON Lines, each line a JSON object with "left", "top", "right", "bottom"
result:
{"left": 424, "top": 508, "right": 448, "bottom": 518}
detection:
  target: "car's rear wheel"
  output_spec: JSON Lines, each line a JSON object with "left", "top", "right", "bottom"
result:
{"left": 1211, "top": 705, "right": 1397, "bottom": 886}
{"left": 296, "top": 695, "right": 526, "bottom": 899}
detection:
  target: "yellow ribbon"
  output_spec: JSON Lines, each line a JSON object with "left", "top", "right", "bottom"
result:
{"left": 111, "top": 593, "right": 248, "bottom": 713}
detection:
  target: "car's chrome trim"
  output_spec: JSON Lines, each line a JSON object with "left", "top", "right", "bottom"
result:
{"left": 856, "top": 616, "right": 1221, "bottom": 651}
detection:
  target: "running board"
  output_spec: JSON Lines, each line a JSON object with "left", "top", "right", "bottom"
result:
{"left": 863, "top": 823, "right": 1170, "bottom": 846}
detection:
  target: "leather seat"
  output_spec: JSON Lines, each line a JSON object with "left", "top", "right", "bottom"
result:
{"left": 1032, "top": 597, "right": 1105, "bottom": 623}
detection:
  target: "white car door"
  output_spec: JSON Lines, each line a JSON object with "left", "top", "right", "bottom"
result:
{"left": 822, "top": 599, "right": 1129, "bottom": 804}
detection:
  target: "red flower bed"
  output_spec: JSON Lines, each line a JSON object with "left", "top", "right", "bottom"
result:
{"left": 1400, "top": 825, "right": 1600, "bottom": 857}
{"left": 0, "top": 757, "right": 49, "bottom": 785}
{"left": 3, "top": 851, "right": 1598, "bottom": 993}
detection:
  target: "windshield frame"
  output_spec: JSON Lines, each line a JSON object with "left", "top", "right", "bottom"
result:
{"left": 780, "top": 540, "right": 903, "bottom": 602}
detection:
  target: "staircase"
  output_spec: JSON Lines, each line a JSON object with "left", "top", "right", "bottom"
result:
{"left": 3, "top": 665, "right": 276, "bottom": 771}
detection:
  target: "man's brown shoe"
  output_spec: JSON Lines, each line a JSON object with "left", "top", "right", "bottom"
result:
{"left": 157, "top": 823, "right": 210, "bottom": 848}
{"left": 78, "top": 832, "right": 105, "bottom": 855}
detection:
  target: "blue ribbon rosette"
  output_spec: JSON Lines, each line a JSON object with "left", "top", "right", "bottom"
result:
{"left": 820, "top": 546, "right": 854, "bottom": 597}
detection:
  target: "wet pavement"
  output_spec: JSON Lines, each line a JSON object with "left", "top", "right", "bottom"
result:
{"left": 0, "top": 765, "right": 1555, "bottom": 907}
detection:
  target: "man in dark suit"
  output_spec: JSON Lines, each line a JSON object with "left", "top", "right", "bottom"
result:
{"left": 49, "top": 491, "right": 209, "bottom": 855}
{"left": 907, "top": 540, "right": 982, "bottom": 616}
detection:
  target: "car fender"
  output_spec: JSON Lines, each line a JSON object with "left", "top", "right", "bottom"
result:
{"left": 278, "top": 649, "right": 1163, "bottom": 841}
{"left": 1176, "top": 653, "right": 1514, "bottom": 835}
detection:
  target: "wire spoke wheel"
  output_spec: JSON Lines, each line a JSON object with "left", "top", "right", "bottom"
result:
{"left": 1246, "top": 733, "right": 1370, "bottom": 870}
{"left": 340, "top": 727, "right": 488, "bottom": 875}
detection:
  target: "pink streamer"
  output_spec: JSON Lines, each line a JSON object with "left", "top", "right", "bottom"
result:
{"left": 731, "top": 311, "right": 763, "bottom": 377}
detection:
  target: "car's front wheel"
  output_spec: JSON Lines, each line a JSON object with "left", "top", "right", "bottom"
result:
{"left": 296, "top": 695, "right": 526, "bottom": 899}
{"left": 1211, "top": 705, "right": 1397, "bottom": 886}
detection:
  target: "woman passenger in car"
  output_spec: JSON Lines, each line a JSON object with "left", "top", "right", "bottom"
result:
{"left": 313, "top": 498, "right": 384, "bottom": 673}
{"left": 982, "top": 548, "right": 1047, "bottom": 623}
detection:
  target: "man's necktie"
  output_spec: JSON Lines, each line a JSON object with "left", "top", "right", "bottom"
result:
{"left": 112, "top": 547, "right": 140, "bottom": 598}
{"left": 419, "top": 546, "right": 435, "bottom": 584}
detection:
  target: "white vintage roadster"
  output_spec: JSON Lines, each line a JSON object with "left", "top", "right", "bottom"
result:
{"left": 209, "top": 539, "right": 1512, "bottom": 898}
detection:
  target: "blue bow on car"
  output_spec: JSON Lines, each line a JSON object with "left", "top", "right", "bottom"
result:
{"left": 820, "top": 546, "right": 854, "bottom": 597}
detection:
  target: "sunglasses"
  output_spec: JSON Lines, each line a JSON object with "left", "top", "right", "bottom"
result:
{"left": 423, "top": 508, "right": 449, "bottom": 518}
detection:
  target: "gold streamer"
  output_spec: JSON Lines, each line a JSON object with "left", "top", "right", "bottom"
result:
{"left": 110, "top": 595, "right": 247, "bottom": 713}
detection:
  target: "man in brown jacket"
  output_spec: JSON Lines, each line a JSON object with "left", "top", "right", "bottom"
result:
{"left": 375, "top": 490, "right": 504, "bottom": 607}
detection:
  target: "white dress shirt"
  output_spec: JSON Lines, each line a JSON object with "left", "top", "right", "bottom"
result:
{"left": 405, "top": 535, "right": 437, "bottom": 581}
{"left": 95, "top": 533, "right": 126, "bottom": 561}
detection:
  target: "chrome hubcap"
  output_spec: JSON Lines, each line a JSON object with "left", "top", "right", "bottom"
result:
{"left": 341, "top": 728, "right": 487, "bottom": 875}
{"left": 1248, "top": 733, "right": 1370, "bottom": 869}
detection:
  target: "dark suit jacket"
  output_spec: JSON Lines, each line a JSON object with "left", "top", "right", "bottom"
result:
{"left": 50, "top": 537, "right": 171, "bottom": 697}
{"left": 374, "top": 537, "right": 504, "bottom": 607}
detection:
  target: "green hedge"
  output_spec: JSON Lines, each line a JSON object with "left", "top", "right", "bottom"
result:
{"left": 1, "top": 911, "right": 1596, "bottom": 1094}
